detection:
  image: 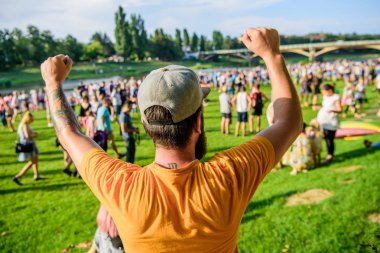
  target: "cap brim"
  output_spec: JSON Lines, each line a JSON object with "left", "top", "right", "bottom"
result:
{"left": 201, "top": 85, "right": 211, "bottom": 98}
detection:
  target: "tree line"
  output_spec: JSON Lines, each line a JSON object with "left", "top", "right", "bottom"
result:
{"left": 1, "top": 5, "right": 380, "bottom": 70}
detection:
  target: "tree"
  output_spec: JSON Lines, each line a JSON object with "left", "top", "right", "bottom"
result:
{"left": 183, "top": 28, "right": 190, "bottom": 47}
{"left": 83, "top": 41, "right": 103, "bottom": 60}
{"left": 191, "top": 32, "right": 199, "bottom": 52}
{"left": 60, "top": 35, "right": 84, "bottom": 62}
{"left": 114, "top": 6, "right": 132, "bottom": 60}
{"left": 41, "top": 30, "right": 59, "bottom": 56}
{"left": 0, "top": 29, "right": 19, "bottom": 70}
{"left": 129, "top": 14, "right": 148, "bottom": 60}
{"left": 148, "top": 28, "right": 181, "bottom": 61}
{"left": 91, "top": 32, "right": 115, "bottom": 57}
{"left": 199, "top": 35, "right": 206, "bottom": 52}
{"left": 27, "top": 25, "right": 46, "bottom": 64}
{"left": 212, "top": 30, "right": 224, "bottom": 50}
{"left": 11, "top": 28, "right": 30, "bottom": 66}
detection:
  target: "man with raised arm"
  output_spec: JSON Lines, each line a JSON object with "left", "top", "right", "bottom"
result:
{"left": 41, "top": 28, "right": 302, "bottom": 253}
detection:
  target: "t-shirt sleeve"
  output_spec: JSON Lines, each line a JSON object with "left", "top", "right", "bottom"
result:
{"left": 80, "top": 149, "right": 140, "bottom": 208}
{"left": 206, "top": 136, "right": 275, "bottom": 206}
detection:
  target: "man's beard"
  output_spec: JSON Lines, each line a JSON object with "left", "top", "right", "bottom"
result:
{"left": 195, "top": 114, "right": 207, "bottom": 160}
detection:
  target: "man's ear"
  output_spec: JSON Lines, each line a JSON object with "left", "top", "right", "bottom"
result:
{"left": 195, "top": 111, "right": 202, "bottom": 134}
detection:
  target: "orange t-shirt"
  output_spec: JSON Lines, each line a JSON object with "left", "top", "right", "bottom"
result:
{"left": 81, "top": 136, "right": 275, "bottom": 252}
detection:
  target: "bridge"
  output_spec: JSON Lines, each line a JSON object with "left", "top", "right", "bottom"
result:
{"left": 197, "top": 40, "right": 380, "bottom": 61}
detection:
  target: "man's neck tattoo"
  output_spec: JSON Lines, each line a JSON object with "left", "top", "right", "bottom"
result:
{"left": 167, "top": 163, "right": 177, "bottom": 169}
{"left": 48, "top": 88, "right": 82, "bottom": 135}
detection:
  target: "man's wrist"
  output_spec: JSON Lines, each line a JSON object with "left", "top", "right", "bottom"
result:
{"left": 262, "top": 53, "right": 282, "bottom": 64}
{"left": 45, "top": 81, "right": 63, "bottom": 91}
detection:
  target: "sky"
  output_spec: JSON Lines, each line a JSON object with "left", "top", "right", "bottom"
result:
{"left": 1, "top": 0, "right": 380, "bottom": 42}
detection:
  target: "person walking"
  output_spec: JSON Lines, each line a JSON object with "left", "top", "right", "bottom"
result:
{"left": 13, "top": 111, "right": 42, "bottom": 185}
{"left": 41, "top": 27, "right": 302, "bottom": 252}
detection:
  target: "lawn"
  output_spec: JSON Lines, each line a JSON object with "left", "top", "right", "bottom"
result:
{"left": 0, "top": 80, "right": 379, "bottom": 252}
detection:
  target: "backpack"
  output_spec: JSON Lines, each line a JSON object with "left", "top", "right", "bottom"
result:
{"left": 93, "top": 130, "right": 108, "bottom": 151}
{"left": 252, "top": 92, "right": 263, "bottom": 108}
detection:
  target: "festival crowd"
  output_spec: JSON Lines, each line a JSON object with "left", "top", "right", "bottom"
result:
{"left": 1, "top": 58, "right": 380, "bottom": 179}
{"left": 0, "top": 57, "right": 379, "bottom": 252}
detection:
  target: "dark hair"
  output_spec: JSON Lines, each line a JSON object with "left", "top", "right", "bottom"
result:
{"left": 323, "top": 84, "right": 334, "bottom": 91}
{"left": 143, "top": 106, "right": 201, "bottom": 149}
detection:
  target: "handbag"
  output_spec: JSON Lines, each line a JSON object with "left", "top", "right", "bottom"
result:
{"left": 15, "top": 142, "right": 34, "bottom": 153}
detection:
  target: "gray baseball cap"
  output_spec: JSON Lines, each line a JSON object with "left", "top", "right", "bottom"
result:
{"left": 138, "top": 65, "right": 210, "bottom": 125}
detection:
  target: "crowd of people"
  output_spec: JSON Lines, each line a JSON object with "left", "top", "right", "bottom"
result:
{"left": 0, "top": 77, "right": 143, "bottom": 185}
{"left": 1, "top": 58, "right": 380, "bottom": 180}
{"left": 202, "top": 58, "right": 380, "bottom": 175}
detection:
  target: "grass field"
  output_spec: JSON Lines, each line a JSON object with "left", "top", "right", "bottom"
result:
{"left": 0, "top": 81, "right": 379, "bottom": 252}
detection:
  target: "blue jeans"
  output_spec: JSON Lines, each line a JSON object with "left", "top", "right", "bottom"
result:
{"left": 123, "top": 136, "right": 135, "bottom": 163}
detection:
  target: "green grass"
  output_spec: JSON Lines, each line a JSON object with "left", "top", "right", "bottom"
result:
{"left": 0, "top": 81, "right": 379, "bottom": 252}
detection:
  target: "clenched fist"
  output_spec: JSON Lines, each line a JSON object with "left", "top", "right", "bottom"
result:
{"left": 41, "top": 54, "right": 73, "bottom": 89}
{"left": 241, "top": 28, "right": 280, "bottom": 60}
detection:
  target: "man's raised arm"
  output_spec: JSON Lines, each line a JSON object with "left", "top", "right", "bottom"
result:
{"left": 241, "top": 28, "right": 303, "bottom": 164}
{"left": 41, "top": 55, "right": 101, "bottom": 170}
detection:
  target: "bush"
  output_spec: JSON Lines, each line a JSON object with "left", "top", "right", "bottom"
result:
{"left": 0, "top": 78, "right": 12, "bottom": 88}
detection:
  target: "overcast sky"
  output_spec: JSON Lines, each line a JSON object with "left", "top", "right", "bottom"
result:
{"left": 1, "top": 0, "right": 380, "bottom": 42}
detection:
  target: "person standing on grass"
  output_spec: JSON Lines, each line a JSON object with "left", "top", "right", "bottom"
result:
{"left": 232, "top": 86, "right": 251, "bottom": 136}
{"left": 249, "top": 83, "right": 268, "bottom": 134}
{"left": 219, "top": 86, "right": 232, "bottom": 135}
{"left": 13, "top": 111, "right": 42, "bottom": 185}
{"left": 4, "top": 101, "right": 15, "bottom": 132}
{"left": 97, "top": 98, "right": 122, "bottom": 158}
{"left": 317, "top": 84, "right": 342, "bottom": 163}
{"left": 119, "top": 102, "right": 139, "bottom": 163}
{"left": 41, "top": 27, "right": 302, "bottom": 252}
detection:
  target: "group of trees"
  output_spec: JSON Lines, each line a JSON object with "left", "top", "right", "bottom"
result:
{"left": 1, "top": 5, "right": 380, "bottom": 70}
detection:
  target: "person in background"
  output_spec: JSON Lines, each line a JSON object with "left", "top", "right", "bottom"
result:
{"left": 13, "top": 111, "right": 42, "bottom": 185}
{"left": 4, "top": 101, "right": 15, "bottom": 132}
{"left": 232, "top": 86, "right": 251, "bottom": 136}
{"left": 37, "top": 88, "right": 46, "bottom": 110}
{"left": 85, "top": 110, "right": 97, "bottom": 140}
{"left": 306, "top": 119, "right": 323, "bottom": 167}
{"left": 56, "top": 138, "right": 75, "bottom": 177}
{"left": 119, "top": 102, "right": 139, "bottom": 163}
{"left": 87, "top": 204, "right": 124, "bottom": 253}
{"left": 317, "top": 84, "right": 342, "bottom": 163}
{"left": 111, "top": 86, "right": 122, "bottom": 116}
{"left": 90, "top": 93, "right": 100, "bottom": 116}
{"left": 249, "top": 83, "right": 268, "bottom": 134}
{"left": 364, "top": 139, "right": 380, "bottom": 148}
{"left": 0, "top": 94, "right": 6, "bottom": 127}
{"left": 341, "top": 79, "right": 357, "bottom": 118}
{"left": 354, "top": 77, "right": 366, "bottom": 117}
{"left": 11, "top": 91, "right": 21, "bottom": 123}
{"left": 219, "top": 86, "right": 232, "bottom": 135}
{"left": 289, "top": 123, "right": 313, "bottom": 175}
{"left": 79, "top": 95, "right": 91, "bottom": 127}
{"left": 97, "top": 98, "right": 121, "bottom": 158}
